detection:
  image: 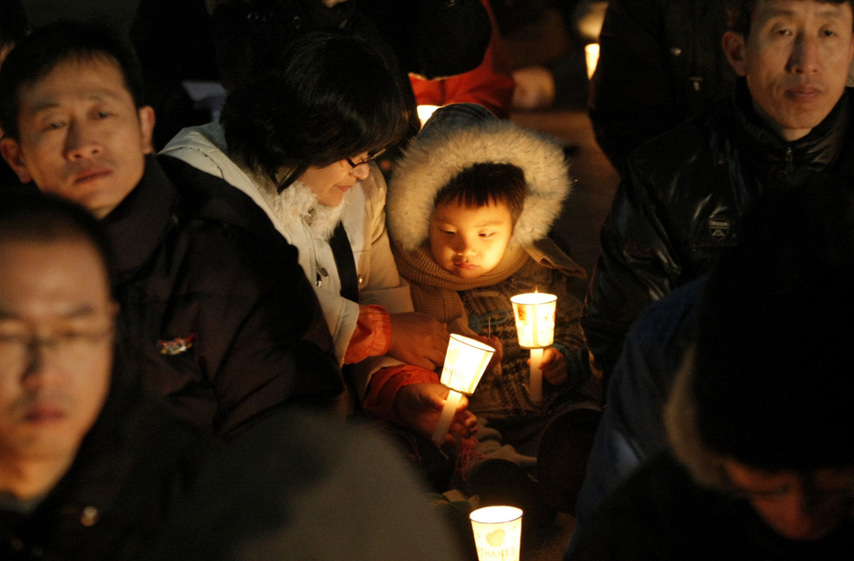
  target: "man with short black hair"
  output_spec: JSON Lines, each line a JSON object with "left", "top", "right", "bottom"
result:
{"left": 0, "top": 20, "right": 342, "bottom": 438}
{"left": 0, "top": 192, "right": 208, "bottom": 561}
{"left": 583, "top": 0, "right": 854, "bottom": 384}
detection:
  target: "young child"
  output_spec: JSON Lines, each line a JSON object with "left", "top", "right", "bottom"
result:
{"left": 361, "top": 103, "right": 601, "bottom": 514}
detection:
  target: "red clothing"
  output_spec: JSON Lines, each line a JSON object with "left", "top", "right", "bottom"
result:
{"left": 362, "top": 364, "right": 439, "bottom": 423}
{"left": 409, "top": 0, "right": 514, "bottom": 118}
{"left": 344, "top": 304, "right": 393, "bottom": 365}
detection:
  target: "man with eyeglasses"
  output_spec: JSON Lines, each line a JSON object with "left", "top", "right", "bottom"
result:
{"left": 567, "top": 180, "right": 854, "bottom": 560}
{"left": 0, "top": 21, "right": 343, "bottom": 438}
{"left": 0, "top": 192, "right": 209, "bottom": 561}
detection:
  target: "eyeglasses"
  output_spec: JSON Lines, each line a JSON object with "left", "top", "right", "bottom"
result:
{"left": 345, "top": 148, "right": 387, "bottom": 169}
{"left": 0, "top": 327, "right": 114, "bottom": 375}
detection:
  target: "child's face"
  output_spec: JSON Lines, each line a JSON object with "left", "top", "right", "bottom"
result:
{"left": 429, "top": 198, "right": 514, "bottom": 279}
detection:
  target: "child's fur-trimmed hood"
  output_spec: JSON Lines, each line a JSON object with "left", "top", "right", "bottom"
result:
{"left": 388, "top": 103, "right": 573, "bottom": 251}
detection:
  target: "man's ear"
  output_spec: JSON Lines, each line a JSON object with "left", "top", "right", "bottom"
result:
{"left": 137, "top": 105, "right": 156, "bottom": 155}
{"left": 722, "top": 31, "right": 748, "bottom": 76}
{"left": 0, "top": 137, "right": 33, "bottom": 183}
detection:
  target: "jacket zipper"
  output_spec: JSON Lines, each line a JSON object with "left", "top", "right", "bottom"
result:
{"left": 785, "top": 146, "right": 794, "bottom": 176}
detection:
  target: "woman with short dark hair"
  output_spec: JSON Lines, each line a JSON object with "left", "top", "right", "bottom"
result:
{"left": 162, "top": 30, "right": 451, "bottom": 409}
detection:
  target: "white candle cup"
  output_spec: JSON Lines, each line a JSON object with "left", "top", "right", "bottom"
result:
{"left": 431, "top": 334, "right": 495, "bottom": 444}
{"left": 510, "top": 293, "right": 557, "bottom": 349}
{"left": 470, "top": 506, "right": 523, "bottom": 561}
{"left": 511, "top": 293, "right": 557, "bottom": 403}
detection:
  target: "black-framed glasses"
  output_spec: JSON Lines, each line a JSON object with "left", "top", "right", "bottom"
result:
{"left": 345, "top": 147, "right": 387, "bottom": 169}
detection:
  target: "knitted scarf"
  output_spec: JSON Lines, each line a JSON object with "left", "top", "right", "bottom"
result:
{"left": 392, "top": 237, "right": 584, "bottom": 336}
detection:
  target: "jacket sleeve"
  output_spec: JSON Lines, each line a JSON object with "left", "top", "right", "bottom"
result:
{"left": 348, "top": 168, "right": 417, "bottom": 399}
{"left": 197, "top": 228, "right": 343, "bottom": 438}
{"left": 571, "top": 277, "right": 702, "bottom": 554}
{"left": 357, "top": 168, "right": 415, "bottom": 314}
{"left": 343, "top": 304, "right": 392, "bottom": 365}
{"left": 581, "top": 165, "right": 682, "bottom": 384}
{"left": 358, "top": 0, "right": 491, "bottom": 80}
{"left": 361, "top": 364, "right": 440, "bottom": 423}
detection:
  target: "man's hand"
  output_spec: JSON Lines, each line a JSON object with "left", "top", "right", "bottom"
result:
{"left": 539, "top": 347, "right": 568, "bottom": 386}
{"left": 388, "top": 312, "right": 450, "bottom": 370}
{"left": 394, "top": 383, "right": 477, "bottom": 444}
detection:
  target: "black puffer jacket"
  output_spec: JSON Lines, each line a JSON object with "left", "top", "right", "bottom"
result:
{"left": 589, "top": 0, "right": 735, "bottom": 176}
{"left": 582, "top": 82, "right": 854, "bottom": 381}
{"left": 104, "top": 156, "right": 342, "bottom": 438}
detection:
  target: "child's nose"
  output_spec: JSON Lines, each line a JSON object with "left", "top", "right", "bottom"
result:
{"left": 455, "top": 239, "right": 475, "bottom": 256}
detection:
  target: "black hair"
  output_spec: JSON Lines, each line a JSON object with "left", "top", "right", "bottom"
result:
{"left": 725, "top": 0, "right": 854, "bottom": 35}
{"left": 434, "top": 163, "right": 527, "bottom": 225}
{"left": 0, "top": 191, "right": 115, "bottom": 293}
{"left": 693, "top": 175, "right": 854, "bottom": 471}
{"left": 0, "top": 0, "right": 30, "bottom": 54}
{"left": 210, "top": 0, "right": 352, "bottom": 93}
{"left": 0, "top": 19, "right": 145, "bottom": 140}
{"left": 221, "top": 30, "right": 409, "bottom": 190}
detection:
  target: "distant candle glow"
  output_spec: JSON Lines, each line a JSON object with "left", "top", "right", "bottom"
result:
{"left": 585, "top": 43, "right": 600, "bottom": 80}
{"left": 417, "top": 104, "right": 441, "bottom": 127}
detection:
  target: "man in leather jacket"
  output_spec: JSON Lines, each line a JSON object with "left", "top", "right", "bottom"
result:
{"left": 582, "top": 0, "right": 854, "bottom": 385}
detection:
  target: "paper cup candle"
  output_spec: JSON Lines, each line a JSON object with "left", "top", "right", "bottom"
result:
{"left": 431, "top": 334, "right": 496, "bottom": 444}
{"left": 470, "top": 506, "right": 523, "bottom": 561}
{"left": 511, "top": 292, "right": 557, "bottom": 402}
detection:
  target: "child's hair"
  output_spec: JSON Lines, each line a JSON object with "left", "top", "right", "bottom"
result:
{"left": 434, "top": 163, "right": 526, "bottom": 224}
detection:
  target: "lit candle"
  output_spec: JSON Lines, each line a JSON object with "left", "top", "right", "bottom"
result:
{"left": 431, "top": 334, "right": 495, "bottom": 444}
{"left": 470, "top": 506, "right": 523, "bottom": 561}
{"left": 511, "top": 292, "right": 557, "bottom": 402}
{"left": 585, "top": 43, "right": 600, "bottom": 80}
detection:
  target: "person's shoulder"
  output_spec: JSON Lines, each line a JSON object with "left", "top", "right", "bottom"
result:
{"left": 629, "top": 97, "right": 734, "bottom": 167}
{"left": 154, "top": 155, "right": 299, "bottom": 281}
{"left": 569, "top": 451, "right": 711, "bottom": 560}
{"left": 629, "top": 277, "right": 703, "bottom": 344}
{"left": 156, "top": 154, "right": 280, "bottom": 238}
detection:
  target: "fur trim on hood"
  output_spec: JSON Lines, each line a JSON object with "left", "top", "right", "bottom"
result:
{"left": 387, "top": 103, "right": 572, "bottom": 251}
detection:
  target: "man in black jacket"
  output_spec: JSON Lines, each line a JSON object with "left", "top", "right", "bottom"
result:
{"left": 0, "top": 193, "right": 208, "bottom": 561}
{"left": 582, "top": 0, "right": 854, "bottom": 385}
{"left": 0, "top": 21, "right": 343, "bottom": 438}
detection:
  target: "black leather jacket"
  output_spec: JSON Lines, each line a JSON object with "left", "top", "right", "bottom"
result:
{"left": 582, "top": 82, "right": 854, "bottom": 381}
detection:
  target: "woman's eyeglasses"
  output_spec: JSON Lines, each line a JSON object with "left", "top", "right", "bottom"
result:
{"left": 345, "top": 148, "right": 387, "bottom": 169}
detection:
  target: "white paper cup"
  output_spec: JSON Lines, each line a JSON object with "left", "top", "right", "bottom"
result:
{"left": 469, "top": 506, "right": 523, "bottom": 561}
